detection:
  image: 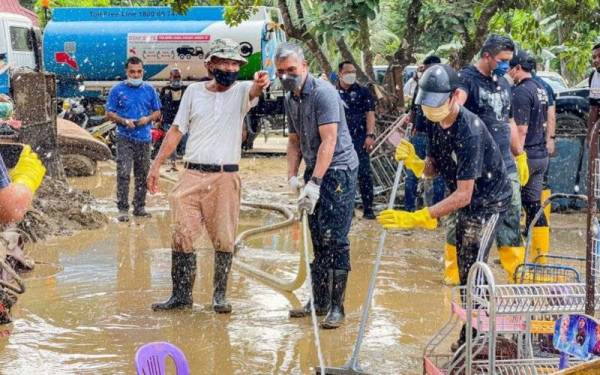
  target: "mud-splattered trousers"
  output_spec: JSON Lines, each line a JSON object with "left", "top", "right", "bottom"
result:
{"left": 455, "top": 210, "right": 502, "bottom": 287}
{"left": 304, "top": 167, "right": 358, "bottom": 272}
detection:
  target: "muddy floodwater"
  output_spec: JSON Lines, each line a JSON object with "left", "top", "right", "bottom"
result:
{"left": 0, "top": 157, "right": 588, "bottom": 374}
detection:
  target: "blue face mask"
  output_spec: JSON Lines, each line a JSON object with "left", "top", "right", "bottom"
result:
{"left": 127, "top": 77, "right": 143, "bottom": 87}
{"left": 493, "top": 60, "right": 510, "bottom": 77}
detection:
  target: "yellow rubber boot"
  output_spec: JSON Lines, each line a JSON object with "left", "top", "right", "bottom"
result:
{"left": 444, "top": 243, "right": 460, "bottom": 285}
{"left": 531, "top": 226, "right": 550, "bottom": 263}
{"left": 541, "top": 189, "right": 551, "bottom": 226}
{"left": 498, "top": 246, "right": 525, "bottom": 282}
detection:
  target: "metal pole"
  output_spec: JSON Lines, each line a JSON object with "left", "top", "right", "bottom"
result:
{"left": 585, "top": 119, "right": 600, "bottom": 315}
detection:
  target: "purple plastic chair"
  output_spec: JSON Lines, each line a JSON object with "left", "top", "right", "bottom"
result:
{"left": 135, "top": 341, "right": 190, "bottom": 375}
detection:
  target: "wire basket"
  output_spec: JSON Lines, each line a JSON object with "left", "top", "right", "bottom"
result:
{"left": 514, "top": 263, "right": 581, "bottom": 284}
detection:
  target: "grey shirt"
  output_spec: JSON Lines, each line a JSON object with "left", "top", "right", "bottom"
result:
{"left": 285, "top": 75, "right": 359, "bottom": 171}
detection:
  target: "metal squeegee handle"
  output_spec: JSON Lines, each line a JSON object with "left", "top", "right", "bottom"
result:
{"left": 345, "top": 157, "right": 406, "bottom": 370}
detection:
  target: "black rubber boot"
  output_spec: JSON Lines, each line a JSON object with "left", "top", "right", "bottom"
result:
{"left": 289, "top": 265, "right": 330, "bottom": 318}
{"left": 152, "top": 252, "right": 196, "bottom": 311}
{"left": 320, "top": 269, "right": 348, "bottom": 329}
{"left": 213, "top": 251, "right": 233, "bottom": 314}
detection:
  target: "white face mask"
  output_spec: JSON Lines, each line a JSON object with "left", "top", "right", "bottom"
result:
{"left": 342, "top": 73, "right": 357, "bottom": 85}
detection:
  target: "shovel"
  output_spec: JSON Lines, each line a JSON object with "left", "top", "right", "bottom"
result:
{"left": 316, "top": 156, "right": 406, "bottom": 375}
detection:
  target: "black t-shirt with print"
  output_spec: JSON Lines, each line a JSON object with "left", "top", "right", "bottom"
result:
{"left": 512, "top": 78, "right": 549, "bottom": 160}
{"left": 457, "top": 65, "right": 515, "bottom": 174}
{"left": 426, "top": 107, "right": 512, "bottom": 215}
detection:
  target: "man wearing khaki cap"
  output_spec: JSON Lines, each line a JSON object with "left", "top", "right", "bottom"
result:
{"left": 147, "top": 38, "right": 270, "bottom": 314}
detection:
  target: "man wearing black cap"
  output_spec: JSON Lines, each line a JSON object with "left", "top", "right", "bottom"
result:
{"left": 452, "top": 34, "right": 526, "bottom": 282}
{"left": 377, "top": 63, "right": 512, "bottom": 349}
{"left": 509, "top": 50, "right": 550, "bottom": 262}
{"left": 378, "top": 64, "right": 512, "bottom": 285}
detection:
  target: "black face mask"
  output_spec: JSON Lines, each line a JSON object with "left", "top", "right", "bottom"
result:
{"left": 212, "top": 68, "right": 238, "bottom": 87}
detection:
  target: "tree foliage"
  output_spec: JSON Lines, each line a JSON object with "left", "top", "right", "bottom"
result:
{"left": 29, "top": 0, "right": 600, "bottom": 88}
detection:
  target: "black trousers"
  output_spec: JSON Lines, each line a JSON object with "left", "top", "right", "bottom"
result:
{"left": 116, "top": 137, "right": 150, "bottom": 212}
{"left": 456, "top": 210, "right": 501, "bottom": 287}
{"left": 355, "top": 148, "right": 374, "bottom": 211}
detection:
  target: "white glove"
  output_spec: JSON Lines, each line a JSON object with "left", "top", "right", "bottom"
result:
{"left": 288, "top": 176, "right": 303, "bottom": 194}
{"left": 297, "top": 181, "right": 320, "bottom": 215}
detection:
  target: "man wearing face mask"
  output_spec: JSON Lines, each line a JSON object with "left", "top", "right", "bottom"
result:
{"left": 276, "top": 43, "right": 358, "bottom": 329}
{"left": 377, "top": 64, "right": 512, "bottom": 347}
{"left": 589, "top": 43, "right": 600, "bottom": 133}
{"left": 337, "top": 60, "right": 376, "bottom": 219}
{"left": 106, "top": 56, "right": 161, "bottom": 222}
{"left": 404, "top": 56, "right": 446, "bottom": 219}
{"left": 155, "top": 68, "right": 187, "bottom": 169}
{"left": 447, "top": 34, "right": 526, "bottom": 283}
{"left": 147, "top": 39, "right": 270, "bottom": 314}
{"left": 509, "top": 50, "right": 550, "bottom": 262}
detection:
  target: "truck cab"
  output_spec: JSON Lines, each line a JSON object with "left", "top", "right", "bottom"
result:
{"left": 0, "top": 12, "right": 40, "bottom": 94}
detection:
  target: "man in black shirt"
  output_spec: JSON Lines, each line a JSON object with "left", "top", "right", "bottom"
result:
{"left": 378, "top": 64, "right": 512, "bottom": 287}
{"left": 337, "top": 61, "right": 377, "bottom": 219}
{"left": 404, "top": 56, "right": 446, "bottom": 219}
{"left": 453, "top": 35, "right": 526, "bottom": 282}
{"left": 509, "top": 50, "right": 550, "bottom": 261}
{"left": 156, "top": 68, "right": 187, "bottom": 170}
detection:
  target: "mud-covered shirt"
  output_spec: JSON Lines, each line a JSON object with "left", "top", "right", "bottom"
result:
{"left": 512, "top": 78, "right": 549, "bottom": 160}
{"left": 457, "top": 65, "right": 515, "bottom": 174}
{"left": 337, "top": 83, "right": 375, "bottom": 147}
{"left": 426, "top": 107, "right": 512, "bottom": 214}
{"left": 106, "top": 81, "right": 161, "bottom": 143}
{"left": 532, "top": 75, "right": 555, "bottom": 107}
{"left": 285, "top": 75, "right": 358, "bottom": 170}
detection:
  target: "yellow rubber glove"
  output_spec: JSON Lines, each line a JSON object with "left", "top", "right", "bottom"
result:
{"left": 515, "top": 152, "right": 529, "bottom": 186}
{"left": 376, "top": 207, "right": 438, "bottom": 230}
{"left": 395, "top": 139, "right": 425, "bottom": 177}
{"left": 9, "top": 145, "right": 46, "bottom": 194}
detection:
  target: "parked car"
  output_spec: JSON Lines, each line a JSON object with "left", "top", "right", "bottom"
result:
{"left": 555, "top": 79, "right": 590, "bottom": 137}
{"left": 536, "top": 71, "right": 569, "bottom": 92}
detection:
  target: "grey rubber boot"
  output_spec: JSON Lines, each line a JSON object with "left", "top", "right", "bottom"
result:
{"left": 152, "top": 252, "right": 196, "bottom": 311}
{"left": 213, "top": 251, "right": 233, "bottom": 314}
{"left": 289, "top": 264, "right": 330, "bottom": 318}
{"left": 320, "top": 269, "right": 348, "bottom": 329}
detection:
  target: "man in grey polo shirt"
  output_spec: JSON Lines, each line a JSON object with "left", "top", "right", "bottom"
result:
{"left": 276, "top": 42, "right": 358, "bottom": 329}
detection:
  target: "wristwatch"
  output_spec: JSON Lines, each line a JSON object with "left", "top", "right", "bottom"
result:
{"left": 310, "top": 176, "right": 323, "bottom": 186}
{"left": 366, "top": 133, "right": 376, "bottom": 139}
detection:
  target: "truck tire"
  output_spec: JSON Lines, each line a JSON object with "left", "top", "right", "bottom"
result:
{"left": 179, "top": 54, "right": 185, "bottom": 59}
{"left": 556, "top": 112, "right": 587, "bottom": 138}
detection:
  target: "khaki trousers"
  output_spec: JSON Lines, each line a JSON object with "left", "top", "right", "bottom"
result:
{"left": 168, "top": 170, "right": 241, "bottom": 253}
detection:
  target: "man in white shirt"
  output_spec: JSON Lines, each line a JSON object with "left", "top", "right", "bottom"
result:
{"left": 589, "top": 43, "right": 600, "bottom": 132}
{"left": 147, "top": 39, "right": 270, "bottom": 314}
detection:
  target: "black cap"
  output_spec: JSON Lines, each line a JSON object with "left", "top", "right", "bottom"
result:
{"left": 415, "top": 64, "right": 460, "bottom": 107}
{"left": 510, "top": 49, "right": 535, "bottom": 71}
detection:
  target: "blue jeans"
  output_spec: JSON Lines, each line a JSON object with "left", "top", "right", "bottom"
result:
{"left": 404, "top": 133, "right": 445, "bottom": 211}
{"left": 304, "top": 167, "right": 358, "bottom": 271}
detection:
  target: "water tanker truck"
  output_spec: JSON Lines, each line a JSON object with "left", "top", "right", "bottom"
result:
{"left": 42, "top": 6, "right": 287, "bottom": 148}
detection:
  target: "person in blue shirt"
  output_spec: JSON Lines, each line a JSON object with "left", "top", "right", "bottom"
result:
{"left": 403, "top": 55, "right": 446, "bottom": 215}
{"left": 106, "top": 56, "right": 161, "bottom": 222}
{"left": 337, "top": 61, "right": 376, "bottom": 219}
